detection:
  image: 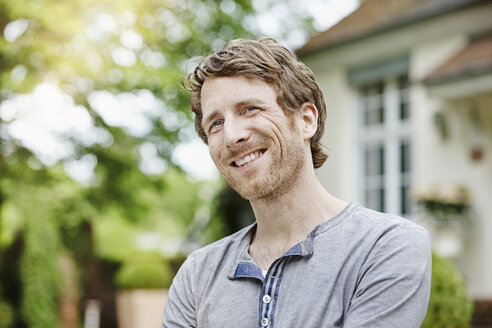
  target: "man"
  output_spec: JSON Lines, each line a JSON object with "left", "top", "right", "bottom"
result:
{"left": 162, "top": 38, "right": 431, "bottom": 328}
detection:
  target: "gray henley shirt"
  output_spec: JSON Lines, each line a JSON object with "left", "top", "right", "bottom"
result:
{"left": 162, "top": 202, "right": 432, "bottom": 328}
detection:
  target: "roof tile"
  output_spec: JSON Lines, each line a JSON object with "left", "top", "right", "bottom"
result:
{"left": 298, "top": 0, "right": 482, "bottom": 55}
{"left": 424, "top": 36, "right": 492, "bottom": 83}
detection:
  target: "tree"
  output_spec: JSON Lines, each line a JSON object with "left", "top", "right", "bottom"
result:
{"left": 0, "top": 0, "right": 321, "bottom": 326}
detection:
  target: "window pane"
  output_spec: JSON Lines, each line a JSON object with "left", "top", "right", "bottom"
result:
{"left": 364, "top": 103, "right": 383, "bottom": 126}
{"left": 379, "top": 105, "right": 385, "bottom": 124}
{"left": 397, "top": 74, "right": 408, "bottom": 89}
{"left": 364, "top": 148, "right": 370, "bottom": 176}
{"left": 379, "top": 146, "right": 385, "bottom": 175}
{"left": 364, "top": 108, "right": 372, "bottom": 126}
{"left": 400, "top": 140, "right": 411, "bottom": 215}
{"left": 376, "top": 81, "right": 384, "bottom": 95}
{"left": 363, "top": 82, "right": 385, "bottom": 127}
{"left": 401, "top": 185, "right": 410, "bottom": 215}
{"left": 398, "top": 75, "right": 409, "bottom": 121}
{"left": 379, "top": 187, "right": 385, "bottom": 212}
{"left": 400, "top": 142, "right": 410, "bottom": 173}
{"left": 400, "top": 102, "right": 409, "bottom": 121}
{"left": 365, "top": 188, "right": 385, "bottom": 212}
{"left": 365, "top": 145, "right": 385, "bottom": 176}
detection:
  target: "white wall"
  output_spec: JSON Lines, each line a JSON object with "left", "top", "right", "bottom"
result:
{"left": 411, "top": 34, "right": 492, "bottom": 299}
{"left": 313, "top": 69, "right": 357, "bottom": 201}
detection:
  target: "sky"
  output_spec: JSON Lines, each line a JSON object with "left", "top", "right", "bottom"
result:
{"left": 0, "top": 0, "right": 358, "bottom": 183}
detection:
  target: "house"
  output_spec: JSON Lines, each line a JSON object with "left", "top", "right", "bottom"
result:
{"left": 298, "top": 0, "right": 492, "bottom": 305}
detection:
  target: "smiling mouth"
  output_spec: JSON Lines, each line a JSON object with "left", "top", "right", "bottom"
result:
{"left": 231, "top": 149, "right": 266, "bottom": 167}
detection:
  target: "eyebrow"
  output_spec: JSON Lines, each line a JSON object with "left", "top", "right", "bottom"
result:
{"left": 201, "top": 98, "right": 266, "bottom": 130}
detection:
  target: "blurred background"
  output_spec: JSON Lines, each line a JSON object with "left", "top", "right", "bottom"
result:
{"left": 0, "top": 0, "right": 491, "bottom": 327}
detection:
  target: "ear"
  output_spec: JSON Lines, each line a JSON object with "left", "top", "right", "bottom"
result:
{"left": 299, "top": 102, "right": 318, "bottom": 140}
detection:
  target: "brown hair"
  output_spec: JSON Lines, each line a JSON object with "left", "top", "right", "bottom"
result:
{"left": 183, "top": 37, "right": 328, "bottom": 168}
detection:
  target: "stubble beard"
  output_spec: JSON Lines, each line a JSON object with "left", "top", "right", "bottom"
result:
{"left": 221, "top": 137, "right": 306, "bottom": 201}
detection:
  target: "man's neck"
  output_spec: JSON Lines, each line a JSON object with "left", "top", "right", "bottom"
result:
{"left": 248, "top": 166, "right": 348, "bottom": 269}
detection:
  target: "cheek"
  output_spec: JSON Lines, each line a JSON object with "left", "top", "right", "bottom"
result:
{"left": 208, "top": 142, "right": 222, "bottom": 164}
{"left": 209, "top": 147, "right": 218, "bottom": 161}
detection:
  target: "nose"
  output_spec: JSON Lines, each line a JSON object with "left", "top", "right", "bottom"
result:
{"left": 223, "top": 118, "right": 250, "bottom": 148}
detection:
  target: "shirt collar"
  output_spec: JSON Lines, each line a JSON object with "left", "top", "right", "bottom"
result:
{"left": 227, "top": 202, "right": 356, "bottom": 280}
{"left": 227, "top": 223, "right": 314, "bottom": 281}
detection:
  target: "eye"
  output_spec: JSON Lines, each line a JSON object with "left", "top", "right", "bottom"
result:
{"left": 246, "top": 106, "right": 257, "bottom": 113}
{"left": 209, "top": 120, "right": 223, "bottom": 133}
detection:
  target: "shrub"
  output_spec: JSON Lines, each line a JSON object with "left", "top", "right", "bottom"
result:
{"left": 115, "top": 253, "right": 174, "bottom": 290}
{"left": 0, "top": 300, "right": 14, "bottom": 328}
{"left": 422, "top": 253, "right": 473, "bottom": 328}
{"left": 21, "top": 214, "right": 61, "bottom": 328}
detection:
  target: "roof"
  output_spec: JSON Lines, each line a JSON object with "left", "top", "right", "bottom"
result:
{"left": 297, "top": 0, "right": 486, "bottom": 56}
{"left": 424, "top": 36, "right": 492, "bottom": 84}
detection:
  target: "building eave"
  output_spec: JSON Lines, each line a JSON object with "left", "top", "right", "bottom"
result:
{"left": 426, "top": 71, "right": 492, "bottom": 99}
{"left": 297, "top": 0, "right": 486, "bottom": 59}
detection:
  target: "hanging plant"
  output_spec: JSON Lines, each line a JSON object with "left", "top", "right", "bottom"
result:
{"left": 413, "top": 185, "right": 471, "bottom": 224}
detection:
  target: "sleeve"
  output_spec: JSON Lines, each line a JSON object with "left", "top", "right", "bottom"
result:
{"left": 343, "top": 226, "right": 432, "bottom": 328}
{"left": 162, "top": 254, "right": 198, "bottom": 328}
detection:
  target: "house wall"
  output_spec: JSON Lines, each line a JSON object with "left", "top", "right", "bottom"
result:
{"left": 314, "top": 69, "right": 357, "bottom": 201}
{"left": 302, "top": 2, "right": 492, "bottom": 299}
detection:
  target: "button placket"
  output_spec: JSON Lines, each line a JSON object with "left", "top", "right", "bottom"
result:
{"left": 258, "top": 257, "right": 289, "bottom": 328}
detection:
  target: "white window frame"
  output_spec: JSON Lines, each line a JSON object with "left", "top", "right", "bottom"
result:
{"left": 356, "top": 77, "right": 412, "bottom": 216}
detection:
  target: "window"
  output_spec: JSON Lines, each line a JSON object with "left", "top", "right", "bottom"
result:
{"left": 364, "top": 144, "right": 385, "bottom": 212}
{"left": 358, "top": 74, "right": 412, "bottom": 216}
{"left": 398, "top": 75, "right": 410, "bottom": 121}
{"left": 361, "top": 82, "right": 384, "bottom": 126}
{"left": 400, "top": 140, "right": 411, "bottom": 214}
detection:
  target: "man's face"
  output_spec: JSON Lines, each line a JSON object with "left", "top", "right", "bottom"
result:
{"left": 200, "top": 76, "right": 307, "bottom": 200}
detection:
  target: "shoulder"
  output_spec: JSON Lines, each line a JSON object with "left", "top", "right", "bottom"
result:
{"left": 324, "top": 204, "right": 431, "bottom": 265}
{"left": 347, "top": 205, "right": 431, "bottom": 272}
{"left": 348, "top": 204, "right": 430, "bottom": 244}
{"left": 341, "top": 206, "right": 432, "bottom": 327}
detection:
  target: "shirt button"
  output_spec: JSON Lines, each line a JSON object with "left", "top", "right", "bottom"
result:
{"left": 262, "top": 295, "right": 271, "bottom": 304}
{"left": 261, "top": 318, "right": 269, "bottom": 326}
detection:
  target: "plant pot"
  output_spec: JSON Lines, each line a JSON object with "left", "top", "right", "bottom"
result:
{"left": 431, "top": 223, "right": 464, "bottom": 259}
{"left": 116, "top": 289, "right": 169, "bottom": 328}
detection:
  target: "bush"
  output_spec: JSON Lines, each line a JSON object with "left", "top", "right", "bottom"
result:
{"left": 21, "top": 213, "right": 61, "bottom": 328}
{"left": 422, "top": 253, "right": 473, "bottom": 328}
{"left": 115, "top": 253, "right": 174, "bottom": 290}
{"left": 0, "top": 300, "right": 14, "bottom": 328}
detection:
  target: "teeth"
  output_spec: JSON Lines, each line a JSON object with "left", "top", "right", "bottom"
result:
{"left": 235, "top": 151, "right": 262, "bottom": 167}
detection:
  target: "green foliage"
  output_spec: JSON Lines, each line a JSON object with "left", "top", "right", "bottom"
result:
{"left": 115, "top": 253, "right": 174, "bottom": 289}
{"left": 94, "top": 168, "right": 216, "bottom": 261}
{"left": 422, "top": 253, "right": 473, "bottom": 328}
{"left": 0, "top": 299, "right": 14, "bottom": 328}
{"left": 212, "top": 183, "right": 254, "bottom": 238}
{"left": 20, "top": 210, "right": 61, "bottom": 328}
{"left": 0, "top": 164, "right": 67, "bottom": 328}
{"left": 0, "top": 0, "right": 319, "bottom": 325}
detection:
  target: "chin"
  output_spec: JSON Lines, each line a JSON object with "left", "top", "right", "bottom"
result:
{"left": 234, "top": 183, "right": 276, "bottom": 201}
{"left": 226, "top": 169, "right": 290, "bottom": 201}
{"left": 226, "top": 178, "right": 269, "bottom": 200}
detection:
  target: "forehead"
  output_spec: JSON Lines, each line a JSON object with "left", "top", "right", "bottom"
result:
{"left": 200, "top": 76, "right": 277, "bottom": 111}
